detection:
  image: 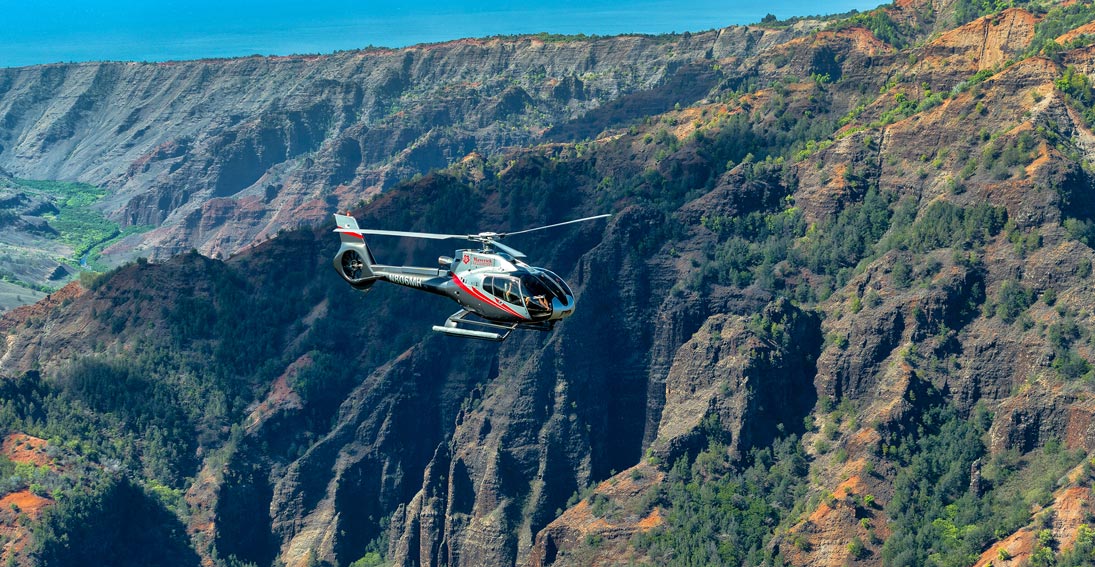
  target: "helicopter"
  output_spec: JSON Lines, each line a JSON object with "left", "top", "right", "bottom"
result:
{"left": 332, "top": 212, "right": 611, "bottom": 341}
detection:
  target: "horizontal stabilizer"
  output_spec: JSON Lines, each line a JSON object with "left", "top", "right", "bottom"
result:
{"left": 334, "top": 214, "right": 360, "bottom": 230}
{"left": 334, "top": 214, "right": 368, "bottom": 245}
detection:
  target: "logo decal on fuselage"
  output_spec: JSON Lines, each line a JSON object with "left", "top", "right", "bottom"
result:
{"left": 468, "top": 255, "right": 494, "bottom": 267}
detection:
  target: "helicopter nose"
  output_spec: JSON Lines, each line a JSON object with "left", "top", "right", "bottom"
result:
{"left": 552, "top": 296, "right": 575, "bottom": 320}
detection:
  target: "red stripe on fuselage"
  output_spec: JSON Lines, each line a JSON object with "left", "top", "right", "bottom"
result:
{"left": 451, "top": 274, "right": 526, "bottom": 320}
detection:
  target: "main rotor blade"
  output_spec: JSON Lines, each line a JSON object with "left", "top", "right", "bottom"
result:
{"left": 350, "top": 228, "right": 466, "bottom": 240}
{"left": 491, "top": 240, "right": 527, "bottom": 259}
{"left": 338, "top": 213, "right": 611, "bottom": 246}
{"left": 503, "top": 214, "right": 612, "bottom": 237}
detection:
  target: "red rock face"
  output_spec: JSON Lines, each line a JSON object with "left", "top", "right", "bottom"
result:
{"left": 0, "top": 435, "right": 58, "bottom": 565}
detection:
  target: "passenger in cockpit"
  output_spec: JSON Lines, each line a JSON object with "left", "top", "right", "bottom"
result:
{"left": 526, "top": 294, "right": 549, "bottom": 311}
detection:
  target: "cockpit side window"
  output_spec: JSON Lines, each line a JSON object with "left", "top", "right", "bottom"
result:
{"left": 486, "top": 276, "right": 522, "bottom": 305}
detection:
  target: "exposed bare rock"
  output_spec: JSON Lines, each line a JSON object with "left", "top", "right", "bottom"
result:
{"left": 919, "top": 8, "right": 1037, "bottom": 75}
{"left": 987, "top": 387, "right": 1095, "bottom": 454}
{"left": 265, "top": 337, "right": 499, "bottom": 567}
{"left": 0, "top": 29, "right": 816, "bottom": 263}
{"left": 650, "top": 298, "right": 821, "bottom": 465}
{"left": 973, "top": 463, "right": 1095, "bottom": 566}
{"left": 528, "top": 463, "right": 665, "bottom": 567}
{"left": 528, "top": 298, "right": 821, "bottom": 565}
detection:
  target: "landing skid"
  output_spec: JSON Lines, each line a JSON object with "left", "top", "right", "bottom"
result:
{"left": 432, "top": 310, "right": 515, "bottom": 341}
{"left": 431, "top": 310, "right": 554, "bottom": 341}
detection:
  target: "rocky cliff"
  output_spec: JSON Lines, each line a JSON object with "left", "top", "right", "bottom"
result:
{"left": 0, "top": 25, "right": 810, "bottom": 264}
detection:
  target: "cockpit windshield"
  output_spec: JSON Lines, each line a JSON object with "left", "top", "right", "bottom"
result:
{"left": 538, "top": 269, "right": 572, "bottom": 306}
{"left": 483, "top": 271, "right": 569, "bottom": 320}
{"left": 519, "top": 273, "right": 553, "bottom": 316}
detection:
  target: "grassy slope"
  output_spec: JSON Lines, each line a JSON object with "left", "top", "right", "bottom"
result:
{"left": 0, "top": 280, "right": 45, "bottom": 311}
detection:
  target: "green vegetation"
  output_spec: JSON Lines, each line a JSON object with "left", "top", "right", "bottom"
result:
{"left": 1064, "top": 216, "right": 1095, "bottom": 248}
{"left": 831, "top": 10, "right": 910, "bottom": 48}
{"left": 0, "top": 242, "right": 355, "bottom": 488}
{"left": 882, "top": 402, "right": 991, "bottom": 566}
{"left": 979, "top": 131, "right": 1039, "bottom": 180}
{"left": 527, "top": 31, "right": 601, "bottom": 43}
{"left": 1027, "top": 1, "right": 1095, "bottom": 59}
{"left": 0, "top": 232, "right": 439, "bottom": 562}
{"left": 0, "top": 356, "right": 212, "bottom": 489}
{"left": 871, "top": 89, "right": 945, "bottom": 128}
{"left": 1048, "top": 313, "right": 1094, "bottom": 380}
{"left": 991, "top": 279, "right": 1035, "bottom": 323}
{"left": 0, "top": 279, "right": 47, "bottom": 311}
{"left": 1056, "top": 66, "right": 1095, "bottom": 127}
{"left": 13, "top": 178, "right": 106, "bottom": 207}
{"left": 576, "top": 68, "right": 850, "bottom": 226}
{"left": 696, "top": 188, "right": 1006, "bottom": 305}
{"left": 754, "top": 7, "right": 870, "bottom": 29}
{"left": 633, "top": 435, "right": 809, "bottom": 565}
{"left": 349, "top": 553, "right": 386, "bottom": 567}
{"left": 954, "top": 0, "right": 1023, "bottom": 27}
{"left": 289, "top": 350, "right": 359, "bottom": 417}
{"left": 698, "top": 207, "right": 806, "bottom": 290}
{"left": 882, "top": 401, "right": 1086, "bottom": 566}
{"left": 30, "top": 477, "right": 200, "bottom": 567}
{"left": 1060, "top": 523, "right": 1095, "bottom": 565}
{"left": 0, "top": 178, "right": 153, "bottom": 285}
{"left": 695, "top": 184, "right": 893, "bottom": 300}
{"left": 798, "top": 187, "right": 894, "bottom": 285}
{"left": 13, "top": 179, "right": 116, "bottom": 259}
{"left": 883, "top": 201, "right": 1007, "bottom": 254}
{"left": 9, "top": 3, "right": 1095, "bottom": 563}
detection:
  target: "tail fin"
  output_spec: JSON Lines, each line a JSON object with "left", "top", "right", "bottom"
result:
{"left": 333, "top": 213, "right": 378, "bottom": 290}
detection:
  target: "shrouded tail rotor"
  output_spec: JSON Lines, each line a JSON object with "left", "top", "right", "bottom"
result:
{"left": 341, "top": 249, "right": 368, "bottom": 280}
